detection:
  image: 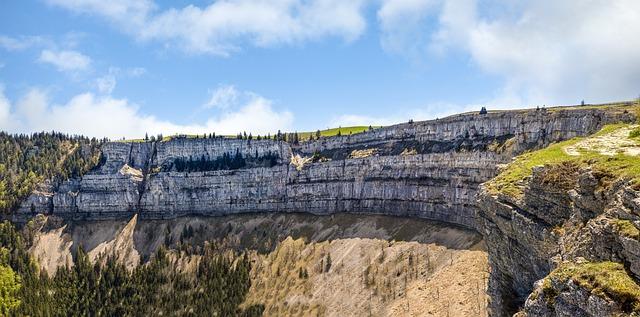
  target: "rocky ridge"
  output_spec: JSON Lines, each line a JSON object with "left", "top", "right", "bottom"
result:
{"left": 477, "top": 121, "right": 640, "bottom": 316}
{"left": 13, "top": 102, "right": 640, "bottom": 316}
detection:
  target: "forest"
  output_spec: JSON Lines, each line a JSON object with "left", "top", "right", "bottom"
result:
{"left": 0, "top": 220, "right": 262, "bottom": 316}
{"left": 171, "top": 150, "right": 279, "bottom": 172}
{"left": 0, "top": 132, "right": 104, "bottom": 214}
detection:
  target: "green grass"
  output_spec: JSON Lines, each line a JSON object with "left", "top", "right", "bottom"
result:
{"left": 486, "top": 138, "right": 577, "bottom": 198}
{"left": 613, "top": 219, "right": 640, "bottom": 240}
{"left": 546, "top": 101, "right": 638, "bottom": 112}
{"left": 486, "top": 123, "right": 640, "bottom": 198}
{"left": 297, "top": 126, "right": 379, "bottom": 141}
{"left": 542, "top": 261, "right": 640, "bottom": 313}
{"left": 114, "top": 138, "right": 147, "bottom": 143}
{"left": 116, "top": 126, "right": 381, "bottom": 143}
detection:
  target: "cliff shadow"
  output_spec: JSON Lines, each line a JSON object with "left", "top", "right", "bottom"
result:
{"left": 131, "top": 212, "right": 485, "bottom": 260}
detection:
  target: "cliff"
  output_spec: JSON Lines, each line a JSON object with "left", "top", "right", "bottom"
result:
{"left": 13, "top": 102, "right": 640, "bottom": 316}
{"left": 478, "top": 122, "right": 640, "bottom": 316}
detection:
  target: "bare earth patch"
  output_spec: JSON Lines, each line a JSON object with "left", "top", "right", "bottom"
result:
{"left": 29, "top": 213, "right": 488, "bottom": 316}
{"left": 565, "top": 125, "right": 640, "bottom": 156}
{"left": 349, "top": 148, "right": 378, "bottom": 159}
{"left": 29, "top": 225, "right": 74, "bottom": 275}
{"left": 291, "top": 154, "right": 314, "bottom": 170}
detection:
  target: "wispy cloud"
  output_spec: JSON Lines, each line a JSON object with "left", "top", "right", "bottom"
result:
{"left": 377, "top": 0, "right": 640, "bottom": 105}
{"left": 203, "top": 85, "right": 239, "bottom": 109}
{"left": 38, "top": 49, "right": 92, "bottom": 72}
{"left": 329, "top": 102, "right": 481, "bottom": 128}
{"left": 127, "top": 67, "right": 146, "bottom": 77}
{"left": 45, "top": 0, "right": 368, "bottom": 55}
{"left": 0, "top": 35, "right": 48, "bottom": 51}
{"left": 0, "top": 84, "right": 293, "bottom": 138}
{"left": 96, "top": 74, "right": 117, "bottom": 94}
{"left": 93, "top": 66, "right": 147, "bottom": 94}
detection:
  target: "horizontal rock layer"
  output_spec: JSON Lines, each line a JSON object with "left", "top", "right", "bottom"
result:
{"left": 478, "top": 165, "right": 640, "bottom": 316}
{"left": 18, "top": 106, "right": 634, "bottom": 227}
{"left": 13, "top": 103, "right": 638, "bottom": 316}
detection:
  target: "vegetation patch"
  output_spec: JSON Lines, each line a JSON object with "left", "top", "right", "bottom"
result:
{"left": 298, "top": 125, "right": 379, "bottom": 141}
{"left": 613, "top": 219, "right": 640, "bottom": 240}
{"left": 542, "top": 261, "right": 640, "bottom": 313}
{"left": 486, "top": 123, "right": 640, "bottom": 199}
{"left": 171, "top": 150, "right": 279, "bottom": 172}
{"left": 0, "top": 221, "right": 262, "bottom": 316}
{"left": 0, "top": 132, "right": 104, "bottom": 214}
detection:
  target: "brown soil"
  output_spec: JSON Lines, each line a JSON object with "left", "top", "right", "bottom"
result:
{"left": 28, "top": 213, "right": 488, "bottom": 316}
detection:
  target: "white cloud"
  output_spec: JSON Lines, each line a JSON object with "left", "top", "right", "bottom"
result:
{"left": 0, "top": 86, "right": 11, "bottom": 128}
{"left": 330, "top": 103, "right": 478, "bottom": 127}
{"left": 94, "top": 67, "right": 147, "bottom": 94}
{"left": 377, "top": 0, "right": 437, "bottom": 57}
{"left": 45, "top": 0, "right": 154, "bottom": 29}
{"left": 202, "top": 95, "right": 294, "bottom": 135}
{"left": 204, "top": 85, "right": 239, "bottom": 109}
{"left": 378, "top": 0, "right": 640, "bottom": 105}
{"left": 0, "top": 35, "right": 47, "bottom": 51}
{"left": 96, "top": 74, "right": 117, "bottom": 94}
{"left": 38, "top": 49, "right": 91, "bottom": 72}
{"left": 0, "top": 85, "right": 293, "bottom": 138}
{"left": 127, "top": 67, "right": 146, "bottom": 77}
{"left": 46, "top": 0, "right": 368, "bottom": 55}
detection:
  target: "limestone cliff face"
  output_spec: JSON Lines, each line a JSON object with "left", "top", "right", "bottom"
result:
{"left": 478, "top": 166, "right": 640, "bottom": 316}
{"left": 296, "top": 107, "right": 623, "bottom": 158}
{"left": 155, "top": 138, "right": 291, "bottom": 169}
{"left": 17, "top": 106, "right": 633, "bottom": 227}
{"left": 13, "top": 104, "right": 638, "bottom": 316}
{"left": 138, "top": 152, "right": 499, "bottom": 228}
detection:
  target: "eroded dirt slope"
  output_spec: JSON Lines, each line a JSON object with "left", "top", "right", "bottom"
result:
{"left": 29, "top": 213, "right": 488, "bottom": 316}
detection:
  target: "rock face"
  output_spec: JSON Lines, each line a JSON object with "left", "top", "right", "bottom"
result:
{"left": 139, "top": 151, "right": 499, "bottom": 228}
{"left": 14, "top": 103, "right": 638, "bottom": 316}
{"left": 478, "top": 164, "right": 640, "bottom": 316}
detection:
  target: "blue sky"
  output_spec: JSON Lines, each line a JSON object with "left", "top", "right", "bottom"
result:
{"left": 1, "top": 0, "right": 639, "bottom": 138}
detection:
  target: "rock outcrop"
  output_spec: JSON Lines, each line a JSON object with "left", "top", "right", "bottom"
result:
{"left": 13, "top": 102, "right": 639, "bottom": 316}
{"left": 478, "top": 158, "right": 640, "bottom": 315}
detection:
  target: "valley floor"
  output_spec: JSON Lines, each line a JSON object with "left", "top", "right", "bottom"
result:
{"left": 29, "top": 212, "right": 488, "bottom": 317}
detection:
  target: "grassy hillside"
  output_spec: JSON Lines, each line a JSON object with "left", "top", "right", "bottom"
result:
{"left": 486, "top": 122, "right": 640, "bottom": 198}
{"left": 119, "top": 125, "right": 381, "bottom": 143}
{"left": 297, "top": 125, "right": 378, "bottom": 141}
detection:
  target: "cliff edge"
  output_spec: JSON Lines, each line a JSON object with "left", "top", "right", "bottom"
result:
{"left": 479, "top": 122, "right": 640, "bottom": 315}
{"left": 13, "top": 101, "right": 640, "bottom": 316}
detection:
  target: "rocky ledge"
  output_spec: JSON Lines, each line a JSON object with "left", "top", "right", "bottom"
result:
{"left": 478, "top": 133, "right": 640, "bottom": 315}
{"left": 12, "top": 102, "right": 640, "bottom": 316}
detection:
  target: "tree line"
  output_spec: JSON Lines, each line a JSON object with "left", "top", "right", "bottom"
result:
{"left": 171, "top": 150, "right": 279, "bottom": 172}
{"left": 0, "top": 220, "right": 263, "bottom": 316}
{"left": 0, "top": 132, "right": 105, "bottom": 214}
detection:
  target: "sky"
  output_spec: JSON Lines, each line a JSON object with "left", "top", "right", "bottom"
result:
{"left": 0, "top": 0, "right": 639, "bottom": 139}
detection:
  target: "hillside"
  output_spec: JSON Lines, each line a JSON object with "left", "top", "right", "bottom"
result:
{"left": 1, "top": 102, "right": 640, "bottom": 316}
{"left": 0, "top": 132, "right": 104, "bottom": 214}
{"left": 21, "top": 213, "right": 487, "bottom": 316}
{"left": 480, "top": 121, "right": 640, "bottom": 315}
